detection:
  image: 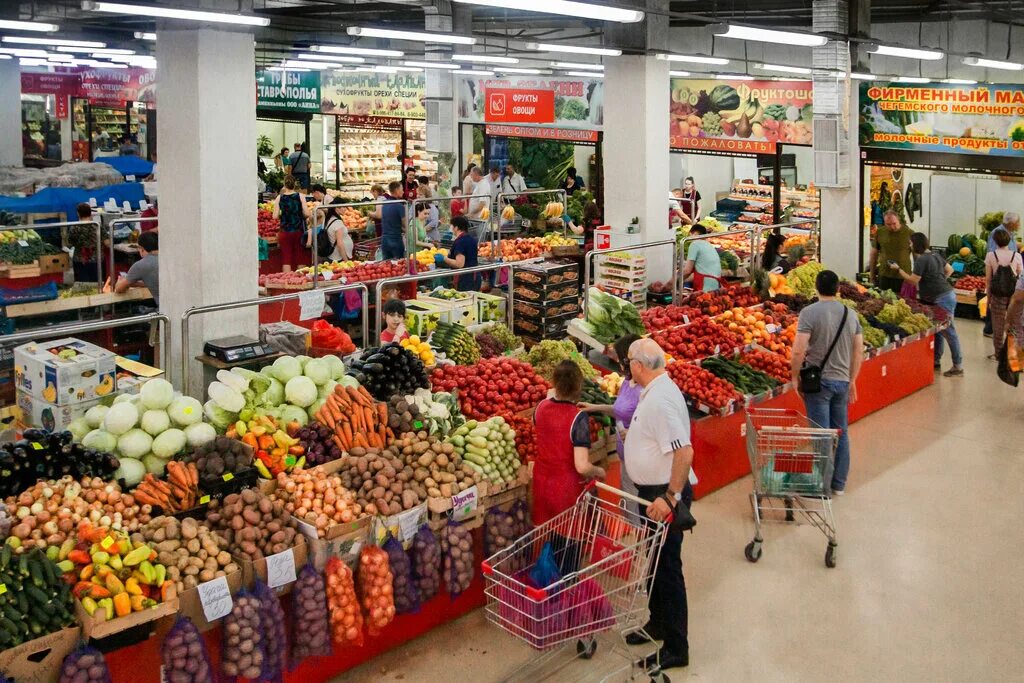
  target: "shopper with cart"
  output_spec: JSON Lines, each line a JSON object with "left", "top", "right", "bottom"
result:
{"left": 622, "top": 338, "right": 695, "bottom": 671}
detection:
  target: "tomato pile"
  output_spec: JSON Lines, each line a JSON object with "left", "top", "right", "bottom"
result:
{"left": 682, "top": 285, "right": 760, "bottom": 316}
{"left": 430, "top": 358, "right": 550, "bottom": 420}
{"left": 257, "top": 207, "right": 279, "bottom": 240}
{"left": 666, "top": 362, "right": 743, "bottom": 410}
{"left": 641, "top": 304, "right": 703, "bottom": 332}
{"left": 501, "top": 411, "right": 537, "bottom": 461}
{"left": 650, "top": 318, "right": 744, "bottom": 360}
{"left": 739, "top": 349, "right": 792, "bottom": 383}
{"left": 953, "top": 275, "right": 985, "bottom": 291}
{"left": 325, "top": 260, "right": 408, "bottom": 283}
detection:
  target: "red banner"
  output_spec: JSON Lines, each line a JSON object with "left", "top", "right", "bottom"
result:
{"left": 80, "top": 68, "right": 156, "bottom": 106}
{"left": 21, "top": 72, "right": 82, "bottom": 97}
{"left": 485, "top": 124, "right": 599, "bottom": 143}
{"left": 669, "top": 135, "right": 776, "bottom": 154}
{"left": 484, "top": 88, "right": 555, "bottom": 124}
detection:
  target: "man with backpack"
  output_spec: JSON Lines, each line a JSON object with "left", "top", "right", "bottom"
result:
{"left": 985, "top": 228, "right": 1023, "bottom": 359}
{"left": 984, "top": 212, "right": 1020, "bottom": 336}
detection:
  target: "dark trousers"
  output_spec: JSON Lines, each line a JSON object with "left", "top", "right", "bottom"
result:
{"left": 636, "top": 482, "right": 692, "bottom": 657}
{"left": 877, "top": 276, "right": 903, "bottom": 294}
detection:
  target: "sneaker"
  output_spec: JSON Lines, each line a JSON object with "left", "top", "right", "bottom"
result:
{"left": 831, "top": 488, "right": 845, "bottom": 497}
{"left": 934, "top": 364, "right": 941, "bottom": 371}
{"left": 943, "top": 367, "right": 964, "bottom": 377}
{"left": 983, "top": 331, "right": 993, "bottom": 338}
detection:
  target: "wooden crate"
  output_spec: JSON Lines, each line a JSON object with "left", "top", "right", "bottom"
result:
{"left": 38, "top": 253, "right": 70, "bottom": 274}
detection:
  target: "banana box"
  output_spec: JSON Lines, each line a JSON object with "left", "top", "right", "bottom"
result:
{"left": 17, "top": 391, "right": 102, "bottom": 431}
{"left": 421, "top": 294, "right": 477, "bottom": 327}
{"left": 14, "top": 338, "right": 117, "bottom": 406}
{"left": 475, "top": 292, "right": 507, "bottom": 323}
{"left": 404, "top": 300, "right": 449, "bottom": 337}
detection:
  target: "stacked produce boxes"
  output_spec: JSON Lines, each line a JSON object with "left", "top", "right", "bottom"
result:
{"left": 512, "top": 260, "right": 580, "bottom": 345}
{"left": 595, "top": 252, "right": 647, "bottom": 310}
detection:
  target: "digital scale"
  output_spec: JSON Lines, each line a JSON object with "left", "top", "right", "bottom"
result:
{"left": 203, "top": 336, "right": 276, "bottom": 364}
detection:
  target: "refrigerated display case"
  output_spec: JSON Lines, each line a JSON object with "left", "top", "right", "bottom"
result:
{"left": 404, "top": 119, "right": 437, "bottom": 179}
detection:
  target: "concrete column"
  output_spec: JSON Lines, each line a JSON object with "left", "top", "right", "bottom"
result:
{"left": 603, "top": 55, "right": 673, "bottom": 279}
{"left": 819, "top": 87, "right": 861, "bottom": 278}
{"left": 0, "top": 60, "right": 22, "bottom": 167}
{"left": 156, "top": 28, "right": 259, "bottom": 393}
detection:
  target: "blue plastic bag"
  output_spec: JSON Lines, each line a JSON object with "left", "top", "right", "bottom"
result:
{"left": 528, "top": 541, "right": 563, "bottom": 590}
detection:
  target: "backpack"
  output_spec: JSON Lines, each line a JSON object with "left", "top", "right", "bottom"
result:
{"left": 317, "top": 217, "right": 338, "bottom": 259}
{"left": 990, "top": 251, "right": 1018, "bottom": 298}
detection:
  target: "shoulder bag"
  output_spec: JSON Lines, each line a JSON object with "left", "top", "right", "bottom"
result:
{"left": 799, "top": 307, "right": 849, "bottom": 394}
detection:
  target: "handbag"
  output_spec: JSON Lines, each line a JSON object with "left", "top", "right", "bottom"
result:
{"left": 799, "top": 307, "right": 848, "bottom": 394}
{"left": 997, "top": 334, "right": 1021, "bottom": 387}
{"left": 671, "top": 499, "right": 697, "bottom": 533}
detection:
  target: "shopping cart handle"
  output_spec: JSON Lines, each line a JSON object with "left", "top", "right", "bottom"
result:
{"left": 587, "top": 481, "right": 676, "bottom": 524}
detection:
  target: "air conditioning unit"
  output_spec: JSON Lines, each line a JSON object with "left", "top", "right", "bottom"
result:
{"left": 425, "top": 98, "right": 453, "bottom": 154}
{"left": 813, "top": 116, "right": 849, "bottom": 188}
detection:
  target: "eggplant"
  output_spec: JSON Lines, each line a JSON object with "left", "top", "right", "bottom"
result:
{"left": 364, "top": 353, "right": 388, "bottom": 364}
{"left": 362, "top": 362, "right": 384, "bottom": 374}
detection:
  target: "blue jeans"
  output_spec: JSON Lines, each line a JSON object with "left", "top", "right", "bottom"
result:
{"left": 803, "top": 378, "right": 851, "bottom": 492}
{"left": 932, "top": 290, "right": 963, "bottom": 367}
{"left": 380, "top": 235, "right": 405, "bottom": 260}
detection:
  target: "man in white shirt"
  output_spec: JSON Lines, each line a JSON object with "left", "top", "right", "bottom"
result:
{"left": 501, "top": 162, "right": 526, "bottom": 195}
{"left": 466, "top": 166, "right": 493, "bottom": 241}
{"left": 623, "top": 337, "right": 694, "bottom": 672}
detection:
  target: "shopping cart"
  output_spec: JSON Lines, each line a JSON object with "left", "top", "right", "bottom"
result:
{"left": 482, "top": 482, "right": 674, "bottom": 683}
{"left": 352, "top": 236, "right": 381, "bottom": 261}
{"left": 744, "top": 408, "right": 840, "bottom": 568}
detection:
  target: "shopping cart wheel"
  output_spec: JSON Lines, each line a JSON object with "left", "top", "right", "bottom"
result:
{"left": 744, "top": 540, "right": 762, "bottom": 562}
{"left": 825, "top": 543, "right": 837, "bottom": 568}
{"left": 650, "top": 673, "right": 670, "bottom": 683}
{"left": 576, "top": 638, "right": 598, "bottom": 660}
{"left": 784, "top": 497, "right": 795, "bottom": 522}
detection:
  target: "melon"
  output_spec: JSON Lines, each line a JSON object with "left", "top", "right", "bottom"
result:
{"left": 959, "top": 247, "right": 971, "bottom": 257}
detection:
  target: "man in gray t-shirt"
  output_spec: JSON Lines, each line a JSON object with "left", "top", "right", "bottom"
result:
{"left": 115, "top": 231, "right": 159, "bottom": 306}
{"left": 790, "top": 269, "right": 864, "bottom": 495}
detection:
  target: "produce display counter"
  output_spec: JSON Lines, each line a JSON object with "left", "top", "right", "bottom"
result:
{"left": 4, "top": 288, "right": 152, "bottom": 318}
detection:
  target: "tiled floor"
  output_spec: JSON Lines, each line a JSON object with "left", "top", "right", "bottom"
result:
{"left": 335, "top": 319, "right": 1024, "bottom": 681}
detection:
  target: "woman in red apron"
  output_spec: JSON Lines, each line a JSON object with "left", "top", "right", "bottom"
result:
{"left": 531, "top": 361, "right": 606, "bottom": 525}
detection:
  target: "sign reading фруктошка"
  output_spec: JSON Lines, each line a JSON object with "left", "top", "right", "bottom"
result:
{"left": 256, "top": 70, "right": 321, "bottom": 113}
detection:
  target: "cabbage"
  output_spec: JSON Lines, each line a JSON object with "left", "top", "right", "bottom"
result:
{"left": 168, "top": 396, "right": 203, "bottom": 426}
{"left": 262, "top": 378, "right": 284, "bottom": 407}
{"left": 321, "top": 354, "right": 345, "bottom": 380}
{"left": 117, "top": 428, "right": 153, "bottom": 460}
{"left": 307, "top": 398, "right": 326, "bottom": 420}
{"left": 103, "top": 402, "right": 139, "bottom": 436}
{"left": 338, "top": 375, "right": 360, "bottom": 389}
{"left": 139, "top": 378, "right": 175, "bottom": 410}
{"left": 203, "top": 400, "right": 237, "bottom": 432}
{"left": 140, "top": 409, "right": 171, "bottom": 436}
{"left": 303, "top": 358, "right": 330, "bottom": 385}
{"left": 279, "top": 404, "right": 309, "bottom": 427}
{"left": 216, "top": 369, "right": 248, "bottom": 393}
{"left": 85, "top": 405, "right": 109, "bottom": 429}
{"left": 208, "top": 381, "right": 245, "bottom": 413}
{"left": 317, "top": 380, "right": 338, "bottom": 400}
{"left": 296, "top": 355, "right": 311, "bottom": 369}
{"left": 284, "top": 376, "right": 317, "bottom": 408}
{"left": 271, "top": 356, "right": 302, "bottom": 383}
{"left": 113, "top": 393, "right": 137, "bottom": 405}
{"left": 231, "top": 368, "right": 270, "bottom": 399}
{"left": 82, "top": 429, "right": 117, "bottom": 453}
{"left": 142, "top": 454, "right": 167, "bottom": 476}
{"left": 184, "top": 421, "right": 217, "bottom": 448}
{"left": 152, "top": 428, "right": 187, "bottom": 459}
{"left": 114, "top": 457, "right": 147, "bottom": 487}
{"left": 68, "top": 417, "right": 91, "bottom": 442}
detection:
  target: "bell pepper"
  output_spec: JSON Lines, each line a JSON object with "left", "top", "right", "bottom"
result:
{"left": 80, "top": 596, "right": 98, "bottom": 616}
{"left": 113, "top": 591, "right": 131, "bottom": 617}
{"left": 254, "top": 458, "right": 272, "bottom": 479}
{"left": 122, "top": 545, "right": 151, "bottom": 567}
{"left": 154, "top": 563, "right": 166, "bottom": 586}
{"left": 288, "top": 445, "right": 305, "bottom": 455}
{"left": 125, "top": 577, "right": 143, "bottom": 596}
{"left": 130, "top": 594, "right": 156, "bottom": 612}
{"left": 138, "top": 559, "right": 156, "bottom": 584}
{"left": 160, "top": 580, "right": 177, "bottom": 602}
{"left": 234, "top": 420, "right": 248, "bottom": 437}
{"left": 68, "top": 549, "right": 91, "bottom": 565}
{"left": 242, "top": 432, "right": 259, "bottom": 449}
{"left": 105, "top": 573, "right": 125, "bottom": 596}
{"left": 257, "top": 434, "right": 276, "bottom": 450}
{"left": 99, "top": 598, "right": 114, "bottom": 622}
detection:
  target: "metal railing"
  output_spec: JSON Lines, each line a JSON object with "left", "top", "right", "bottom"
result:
{"left": 108, "top": 216, "right": 159, "bottom": 285}
{"left": 1, "top": 220, "right": 103, "bottom": 287}
{"left": 180, "top": 282, "right": 369, "bottom": 395}
{"left": 310, "top": 198, "right": 408, "bottom": 283}
{"left": 372, "top": 258, "right": 542, "bottom": 343}
{"left": 494, "top": 188, "right": 568, "bottom": 242}
{"left": 677, "top": 226, "right": 757, "bottom": 299}
{"left": 1, "top": 312, "right": 171, "bottom": 371}
{"left": 583, "top": 239, "right": 678, "bottom": 318}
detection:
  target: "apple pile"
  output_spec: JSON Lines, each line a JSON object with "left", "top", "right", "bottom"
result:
{"left": 667, "top": 361, "right": 742, "bottom": 410}
{"left": 681, "top": 284, "right": 761, "bottom": 316}
{"left": 259, "top": 271, "right": 310, "bottom": 288}
{"left": 257, "top": 206, "right": 279, "bottom": 240}
{"left": 650, "top": 318, "right": 744, "bottom": 361}
{"left": 641, "top": 304, "right": 703, "bottom": 332}
{"left": 430, "top": 358, "right": 549, "bottom": 421}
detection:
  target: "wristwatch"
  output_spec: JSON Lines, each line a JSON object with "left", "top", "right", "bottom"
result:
{"left": 667, "top": 489, "right": 682, "bottom": 502}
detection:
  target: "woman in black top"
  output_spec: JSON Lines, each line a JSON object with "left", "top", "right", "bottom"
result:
{"left": 679, "top": 176, "right": 701, "bottom": 222}
{"left": 761, "top": 232, "right": 792, "bottom": 273}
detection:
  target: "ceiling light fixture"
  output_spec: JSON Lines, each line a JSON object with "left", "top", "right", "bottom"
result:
{"left": 3, "top": 36, "right": 105, "bottom": 48}
{"left": 282, "top": 60, "right": 351, "bottom": 70}
{"left": 55, "top": 46, "right": 133, "bottom": 54}
{"left": 942, "top": 77, "right": 977, "bottom": 85}
{"left": 459, "top": 69, "right": 496, "bottom": 76}
{"left": 47, "top": 54, "right": 75, "bottom": 62}
{"left": 452, "top": 54, "right": 519, "bottom": 64}
{"left": 868, "top": 44, "right": 943, "bottom": 60}
{"left": 496, "top": 67, "right": 549, "bottom": 74}
{"left": 894, "top": 76, "right": 930, "bottom": 83}
{"left": 451, "top": 0, "right": 642, "bottom": 23}
{"left": 19, "top": 58, "right": 50, "bottom": 66}
{"left": 311, "top": 44, "right": 404, "bottom": 57}
{"left": 82, "top": 2, "right": 270, "bottom": 27}
{"left": 656, "top": 53, "right": 729, "bottom": 65}
{"left": 564, "top": 70, "right": 602, "bottom": 78}
{"left": 0, "top": 20, "right": 58, "bottom": 32}
{"left": 403, "top": 60, "right": 462, "bottom": 69}
{"left": 551, "top": 61, "right": 603, "bottom": 70}
{"left": 347, "top": 26, "right": 475, "bottom": 45}
{"left": 715, "top": 73, "right": 755, "bottom": 81}
{"left": 528, "top": 42, "right": 621, "bottom": 56}
{"left": 756, "top": 63, "right": 812, "bottom": 75}
{"left": 961, "top": 56, "right": 1023, "bottom": 71}
{"left": 296, "top": 52, "right": 364, "bottom": 63}
{"left": 849, "top": 72, "right": 876, "bottom": 80}
{"left": 711, "top": 24, "right": 827, "bottom": 47}
{"left": 669, "top": 70, "right": 691, "bottom": 77}
{"left": 0, "top": 47, "right": 50, "bottom": 57}
{"left": 267, "top": 66, "right": 309, "bottom": 72}
{"left": 390, "top": 66, "right": 425, "bottom": 72}
{"left": 134, "top": 32, "right": 156, "bottom": 41}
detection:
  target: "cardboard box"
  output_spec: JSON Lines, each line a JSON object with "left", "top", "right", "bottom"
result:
{"left": 16, "top": 391, "right": 101, "bottom": 431}
{"left": 74, "top": 597, "right": 178, "bottom": 640}
{"left": 178, "top": 569, "right": 244, "bottom": 632}
{"left": 233, "top": 535, "right": 308, "bottom": 592}
{"left": 0, "top": 627, "right": 81, "bottom": 683}
{"left": 297, "top": 516, "right": 371, "bottom": 570}
{"left": 14, "top": 338, "right": 116, "bottom": 406}
{"left": 476, "top": 292, "right": 507, "bottom": 323}
{"left": 404, "top": 300, "right": 447, "bottom": 337}
{"left": 37, "top": 253, "right": 70, "bottom": 275}
{"left": 422, "top": 293, "right": 477, "bottom": 326}
{"left": 114, "top": 356, "right": 165, "bottom": 395}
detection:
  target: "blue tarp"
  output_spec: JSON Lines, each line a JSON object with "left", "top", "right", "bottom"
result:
{"left": 0, "top": 183, "right": 146, "bottom": 219}
{"left": 98, "top": 156, "right": 154, "bottom": 178}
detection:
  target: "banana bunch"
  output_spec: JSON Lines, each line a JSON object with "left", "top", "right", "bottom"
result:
{"left": 544, "top": 202, "right": 565, "bottom": 219}
{"left": 501, "top": 205, "right": 516, "bottom": 221}
{"left": 720, "top": 97, "right": 764, "bottom": 125}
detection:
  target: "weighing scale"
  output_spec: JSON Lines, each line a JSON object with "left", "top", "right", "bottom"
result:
{"left": 203, "top": 336, "right": 276, "bottom": 363}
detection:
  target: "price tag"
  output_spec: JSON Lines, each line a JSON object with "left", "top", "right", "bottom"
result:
{"left": 222, "top": 473, "right": 234, "bottom": 482}
{"left": 320, "top": 271, "right": 335, "bottom": 281}
{"left": 713, "top": 344, "right": 721, "bottom": 355}
{"left": 100, "top": 536, "right": 115, "bottom": 551}
{"left": 450, "top": 485, "right": 478, "bottom": 522}
{"left": 412, "top": 420, "right": 423, "bottom": 430}
{"left": 0, "top": 583, "right": 7, "bottom": 596}
{"left": 265, "top": 548, "right": 296, "bottom": 588}
{"left": 397, "top": 504, "right": 426, "bottom": 545}
{"left": 682, "top": 315, "right": 690, "bottom": 324}
{"left": 197, "top": 575, "right": 232, "bottom": 622}
{"left": 284, "top": 455, "right": 296, "bottom": 468}
{"left": 17, "top": 240, "right": 29, "bottom": 247}
{"left": 126, "top": 175, "right": 136, "bottom": 182}
{"left": 765, "top": 324, "right": 779, "bottom": 334}
{"left": 30, "top": 442, "right": 43, "bottom": 450}
{"left": 199, "top": 495, "right": 211, "bottom": 504}
{"left": 881, "top": 365, "right": 887, "bottom": 377}
{"left": 951, "top": 261, "right": 965, "bottom": 273}
{"left": 299, "top": 288, "right": 326, "bottom": 321}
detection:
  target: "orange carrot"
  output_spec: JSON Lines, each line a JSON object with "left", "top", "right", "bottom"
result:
{"left": 341, "top": 421, "right": 353, "bottom": 446}
{"left": 376, "top": 402, "right": 387, "bottom": 427}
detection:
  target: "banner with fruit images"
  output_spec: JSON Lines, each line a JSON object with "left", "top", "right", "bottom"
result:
{"left": 669, "top": 79, "right": 813, "bottom": 153}
{"left": 320, "top": 72, "right": 425, "bottom": 119}
{"left": 859, "top": 81, "right": 1024, "bottom": 157}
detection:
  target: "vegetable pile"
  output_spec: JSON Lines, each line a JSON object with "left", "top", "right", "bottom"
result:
{"left": 650, "top": 318, "right": 744, "bottom": 361}
{"left": 334, "top": 446, "right": 423, "bottom": 516}
{"left": 132, "top": 461, "right": 199, "bottom": 513}
{"left": 447, "top": 417, "right": 521, "bottom": 487}
{"left": 310, "top": 319, "right": 357, "bottom": 355}
{"left": 0, "top": 546, "right": 74, "bottom": 648}
{"left": 501, "top": 411, "right": 537, "bottom": 462}
{"left": 382, "top": 535, "right": 418, "bottom": 614}
{"left": 59, "top": 644, "right": 110, "bottom": 683}
{"left": 205, "top": 489, "right": 299, "bottom": 561}
{"left": 358, "top": 545, "right": 395, "bottom": 635}
{"left": 477, "top": 323, "right": 521, "bottom": 353}
{"left": 641, "top": 303, "right": 703, "bottom": 332}
{"left": 391, "top": 432, "right": 482, "bottom": 498}
{"left": 386, "top": 389, "right": 464, "bottom": 437}
{"left": 161, "top": 617, "right": 215, "bottom": 683}
{"left": 524, "top": 339, "right": 597, "bottom": 382}
{"left": 581, "top": 378, "right": 614, "bottom": 406}
{"left": 431, "top": 322, "right": 481, "bottom": 365}
{"left": 700, "top": 355, "right": 779, "bottom": 395}
{"left": 666, "top": 361, "right": 742, "bottom": 410}
{"left": 786, "top": 261, "right": 825, "bottom": 298}
{"left": 0, "top": 429, "right": 120, "bottom": 498}
{"left": 474, "top": 332, "right": 505, "bottom": 359}
{"left": 270, "top": 468, "right": 362, "bottom": 536}
{"left": 220, "top": 590, "right": 265, "bottom": 679}
{"left": 294, "top": 421, "right": 344, "bottom": 467}
{"left": 325, "top": 556, "right": 363, "bottom": 646}
{"left": 430, "top": 358, "right": 550, "bottom": 421}
{"left": 253, "top": 580, "right": 287, "bottom": 681}
{"left": 739, "top": 349, "right": 792, "bottom": 383}
{"left": 290, "top": 564, "right": 332, "bottom": 663}
{"left": 228, "top": 415, "right": 304, "bottom": 478}
{"left": 347, "top": 343, "right": 430, "bottom": 401}
{"left": 177, "top": 436, "right": 254, "bottom": 488}
{"left": 133, "top": 516, "right": 238, "bottom": 594}
{"left": 442, "top": 521, "right": 474, "bottom": 596}
{"left": 400, "top": 335, "right": 435, "bottom": 366}
{"left": 581, "top": 287, "right": 647, "bottom": 344}
{"left": 410, "top": 525, "right": 441, "bottom": 603}
{"left": 314, "top": 383, "right": 393, "bottom": 451}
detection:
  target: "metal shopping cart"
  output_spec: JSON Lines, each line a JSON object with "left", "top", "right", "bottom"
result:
{"left": 351, "top": 236, "right": 381, "bottom": 261}
{"left": 744, "top": 408, "right": 840, "bottom": 568}
{"left": 482, "top": 482, "right": 674, "bottom": 683}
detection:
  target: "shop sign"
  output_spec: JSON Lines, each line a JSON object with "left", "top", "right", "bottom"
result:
{"left": 459, "top": 75, "right": 603, "bottom": 129}
{"left": 80, "top": 68, "right": 155, "bottom": 106}
{"left": 485, "top": 124, "right": 599, "bottom": 143}
{"left": 320, "top": 72, "right": 425, "bottom": 118}
{"left": 859, "top": 81, "right": 1024, "bottom": 157}
{"left": 484, "top": 88, "right": 554, "bottom": 123}
{"left": 669, "top": 78, "right": 813, "bottom": 152}
{"left": 20, "top": 72, "right": 82, "bottom": 97}
{"left": 256, "top": 69, "right": 321, "bottom": 113}
{"left": 335, "top": 113, "right": 404, "bottom": 130}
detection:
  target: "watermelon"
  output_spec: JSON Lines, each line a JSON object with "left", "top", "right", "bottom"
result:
{"left": 947, "top": 233, "right": 961, "bottom": 253}
{"left": 973, "top": 238, "right": 986, "bottom": 259}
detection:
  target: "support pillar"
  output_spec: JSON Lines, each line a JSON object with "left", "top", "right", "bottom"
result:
{"left": 156, "top": 28, "right": 259, "bottom": 393}
{"left": 0, "top": 59, "right": 22, "bottom": 167}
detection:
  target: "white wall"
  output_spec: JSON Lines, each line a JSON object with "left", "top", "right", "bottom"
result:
{"left": 0, "top": 60, "right": 21, "bottom": 166}
{"left": 671, "top": 153, "right": 737, "bottom": 200}
{"left": 787, "top": 145, "right": 815, "bottom": 187}
{"left": 573, "top": 145, "right": 593, "bottom": 187}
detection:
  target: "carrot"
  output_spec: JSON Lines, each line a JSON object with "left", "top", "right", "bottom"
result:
{"left": 363, "top": 406, "right": 375, "bottom": 430}
{"left": 318, "top": 407, "right": 336, "bottom": 431}
{"left": 376, "top": 402, "right": 387, "bottom": 427}
{"left": 332, "top": 434, "right": 347, "bottom": 452}
{"left": 378, "top": 424, "right": 386, "bottom": 445}
{"left": 341, "top": 421, "right": 353, "bottom": 447}
{"left": 353, "top": 432, "right": 367, "bottom": 449}
{"left": 348, "top": 386, "right": 370, "bottom": 407}
{"left": 325, "top": 400, "right": 343, "bottom": 425}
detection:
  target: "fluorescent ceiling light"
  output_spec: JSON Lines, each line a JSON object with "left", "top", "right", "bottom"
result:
{"left": 460, "top": 69, "right": 495, "bottom": 76}
{"left": 529, "top": 42, "right": 621, "bottom": 56}
{"left": 403, "top": 60, "right": 462, "bottom": 70}
{"left": 347, "top": 26, "right": 475, "bottom": 45}
{"left": 0, "top": 47, "right": 50, "bottom": 57}
{"left": 712, "top": 24, "right": 826, "bottom": 47}
{"left": 85, "top": 61, "right": 128, "bottom": 68}
{"left": 19, "top": 58, "right": 50, "bottom": 66}
{"left": 267, "top": 66, "right": 309, "bottom": 72}
{"left": 47, "top": 55, "right": 75, "bottom": 62}
{"left": 942, "top": 78, "right": 977, "bottom": 85}
{"left": 564, "top": 70, "right": 602, "bottom": 78}
{"left": 961, "top": 56, "right": 1023, "bottom": 71}
{"left": 0, "top": 55, "right": 10, "bottom": 60}
{"left": 868, "top": 44, "right": 943, "bottom": 60}
{"left": 551, "top": 61, "right": 603, "bottom": 70}
{"left": 283, "top": 60, "right": 352, "bottom": 70}
{"left": 311, "top": 44, "right": 404, "bottom": 57}
{"left": 850, "top": 72, "right": 876, "bottom": 80}
{"left": 3, "top": 36, "right": 105, "bottom": 48}
{"left": 496, "top": 67, "right": 548, "bottom": 74}
{"left": 451, "top": 0, "right": 642, "bottom": 23}
{"left": 0, "top": 20, "right": 58, "bottom": 32}
{"left": 390, "top": 66, "right": 424, "bottom": 72}
{"left": 296, "top": 52, "right": 364, "bottom": 63}
{"left": 656, "top": 53, "right": 729, "bottom": 65}
{"left": 669, "top": 70, "right": 691, "bottom": 77}
{"left": 756, "top": 63, "right": 812, "bottom": 75}
{"left": 716, "top": 74, "right": 755, "bottom": 81}
{"left": 134, "top": 32, "right": 156, "bottom": 41}
{"left": 452, "top": 54, "right": 519, "bottom": 64}
{"left": 54, "top": 46, "right": 133, "bottom": 54}
{"left": 894, "top": 76, "right": 930, "bottom": 83}
{"left": 82, "top": 2, "right": 271, "bottom": 27}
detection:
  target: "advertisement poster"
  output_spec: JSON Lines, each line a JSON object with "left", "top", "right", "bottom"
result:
{"left": 256, "top": 70, "right": 321, "bottom": 113}
{"left": 80, "top": 68, "right": 155, "bottom": 105}
{"left": 20, "top": 73, "right": 82, "bottom": 97}
{"left": 320, "top": 72, "right": 424, "bottom": 118}
{"left": 483, "top": 88, "right": 555, "bottom": 124}
{"left": 458, "top": 75, "right": 603, "bottom": 129}
{"left": 669, "top": 78, "right": 813, "bottom": 153}
{"left": 859, "top": 82, "right": 1024, "bottom": 157}
{"left": 485, "top": 124, "right": 599, "bottom": 143}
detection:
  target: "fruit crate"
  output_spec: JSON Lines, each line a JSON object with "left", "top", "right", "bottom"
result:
{"left": 512, "top": 281, "right": 578, "bottom": 302}
{"left": 595, "top": 252, "right": 647, "bottom": 268}
{"left": 513, "top": 259, "right": 579, "bottom": 286}
{"left": 514, "top": 311, "right": 576, "bottom": 339}
{"left": 513, "top": 295, "right": 580, "bottom": 320}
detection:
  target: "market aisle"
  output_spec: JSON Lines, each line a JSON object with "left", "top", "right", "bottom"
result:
{"left": 335, "top": 320, "right": 1024, "bottom": 682}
